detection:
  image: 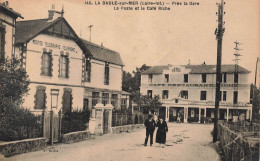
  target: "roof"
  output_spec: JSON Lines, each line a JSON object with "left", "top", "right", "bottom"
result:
{"left": 15, "top": 17, "right": 91, "bottom": 56}
{"left": 81, "top": 39, "right": 124, "bottom": 66}
{"left": 0, "top": 3, "right": 23, "bottom": 19}
{"left": 142, "top": 64, "right": 250, "bottom": 74}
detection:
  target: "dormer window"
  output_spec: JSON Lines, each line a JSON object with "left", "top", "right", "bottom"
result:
{"left": 148, "top": 74, "right": 153, "bottom": 83}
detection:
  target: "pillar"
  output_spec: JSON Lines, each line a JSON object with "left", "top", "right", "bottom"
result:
{"left": 184, "top": 107, "right": 188, "bottom": 123}
{"left": 105, "top": 104, "right": 113, "bottom": 133}
{"left": 94, "top": 103, "right": 105, "bottom": 135}
{"left": 226, "top": 108, "right": 229, "bottom": 121}
{"left": 198, "top": 108, "right": 201, "bottom": 123}
{"left": 204, "top": 108, "right": 206, "bottom": 117}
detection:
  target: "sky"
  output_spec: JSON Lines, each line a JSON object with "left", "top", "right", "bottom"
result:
{"left": 7, "top": 0, "right": 260, "bottom": 84}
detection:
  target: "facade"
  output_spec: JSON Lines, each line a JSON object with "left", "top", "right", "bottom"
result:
{"left": 14, "top": 8, "right": 129, "bottom": 114}
{"left": 140, "top": 64, "right": 252, "bottom": 123}
{"left": 0, "top": 2, "right": 23, "bottom": 61}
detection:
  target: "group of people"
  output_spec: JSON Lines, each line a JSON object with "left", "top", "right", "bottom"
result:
{"left": 144, "top": 114, "right": 168, "bottom": 148}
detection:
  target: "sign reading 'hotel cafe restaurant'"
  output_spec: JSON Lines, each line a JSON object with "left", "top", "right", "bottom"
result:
{"left": 140, "top": 64, "right": 252, "bottom": 123}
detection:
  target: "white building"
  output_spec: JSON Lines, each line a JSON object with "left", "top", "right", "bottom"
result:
{"left": 14, "top": 8, "right": 129, "bottom": 114}
{"left": 140, "top": 64, "right": 252, "bottom": 123}
{"left": 0, "top": 2, "right": 23, "bottom": 61}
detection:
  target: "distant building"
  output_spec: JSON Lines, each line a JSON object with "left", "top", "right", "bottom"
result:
{"left": 140, "top": 64, "right": 252, "bottom": 122}
{"left": 0, "top": 1, "right": 23, "bottom": 61}
{"left": 14, "top": 7, "right": 129, "bottom": 113}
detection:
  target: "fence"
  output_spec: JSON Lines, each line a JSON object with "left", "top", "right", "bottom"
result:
{"left": 220, "top": 120, "right": 260, "bottom": 133}
{"left": 218, "top": 121, "right": 259, "bottom": 161}
{"left": 112, "top": 113, "right": 147, "bottom": 127}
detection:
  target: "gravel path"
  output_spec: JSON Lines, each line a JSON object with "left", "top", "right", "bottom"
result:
{"left": 4, "top": 123, "right": 220, "bottom": 161}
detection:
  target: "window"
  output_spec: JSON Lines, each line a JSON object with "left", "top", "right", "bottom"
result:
{"left": 179, "top": 90, "right": 188, "bottom": 99}
{"left": 62, "top": 89, "right": 72, "bottom": 114}
{"left": 234, "top": 73, "right": 238, "bottom": 83}
{"left": 222, "top": 73, "right": 227, "bottom": 83}
{"left": 164, "top": 74, "right": 169, "bottom": 83}
{"left": 162, "top": 90, "right": 169, "bottom": 99}
{"left": 102, "top": 93, "right": 109, "bottom": 105}
{"left": 111, "top": 94, "right": 118, "bottom": 109}
{"left": 34, "top": 86, "right": 46, "bottom": 109}
{"left": 50, "top": 89, "right": 59, "bottom": 109}
{"left": 0, "top": 26, "right": 5, "bottom": 62}
{"left": 104, "top": 63, "right": 109, "bottom": 85}
{"left": 200, "top": 91, "right": 207, "bottom": 100}
{"left": 148, "top": 74, "right": 153, "bottom": 83}
{"left": 223, "top": 91, "right": 227, "bottom": 101}
{"left": 83, "top": 99, "right": 89, "bottom": 111}
{"left": 202, "top": 74, "right": 207, "bottom": 83}
{"left": 147, "top": 90, "right": 153, "bottom": 98}
{"left": 233, "top": 91, "right": 238, "bottom": 104}
{"left": 184, "top": 74, "right": 188, "bottom": 83}
{"left": 41, "top": 52, "right": 52, "bottom": 76}
{"left": 92, "top": 92, "right": 100, "bottom": 108}
{"left": 220, "top": 91, "right": 227, "bottom": 101}
{"left": 85, "top": 58, "right": 91, "bottom": 82}
{"left": 59, "top": 55, "right": 69, "bottom": 78}
{"left": 121, "top": 98, "right": 127, "bottom": 110}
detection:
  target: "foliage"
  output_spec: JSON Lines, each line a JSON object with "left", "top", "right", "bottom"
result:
{"left": 0, "top": 100, "right": 42, "bottom": 141}
{"left": 0, "top": 58, "right": 30, "bottom": 105}
{"left": 132, "top": 93, "right": 162, "bottom": 114}
{"left": 0, "top": 58, "right": 35, "bottom": 141}
{"left": 250, "top": 84, "right": 260, "bottom": 121}
{"left": 61, "top": 110, "right": 90, "bottom": 134}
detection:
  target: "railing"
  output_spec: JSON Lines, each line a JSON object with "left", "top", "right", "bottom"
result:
{"left": 112, "top": 113, "right": 147, "bottom": 127}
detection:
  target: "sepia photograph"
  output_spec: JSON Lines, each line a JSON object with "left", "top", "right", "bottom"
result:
{"left": 0, "top": 0, "right": 259, "bottom": 160}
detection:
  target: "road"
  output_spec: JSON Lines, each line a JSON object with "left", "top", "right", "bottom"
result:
{"left": 4, "top": 123, "right": 220, "bottom": 161}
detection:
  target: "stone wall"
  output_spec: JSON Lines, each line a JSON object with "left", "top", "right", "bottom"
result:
{"left": 0, "top": 138, "right": 47, "bottom": 157}
{"left": 61, "top": 130, "right": 93, "bottom": 144}
{"left": 111, "top": 124, "right": 145, "bottom": 134}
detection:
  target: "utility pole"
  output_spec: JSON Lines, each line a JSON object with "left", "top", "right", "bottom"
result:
{"left": 88, "top": 25, "right": 93, "bottom": 42}
{"left": 213, "top": 0, "right": 225, "bottom": 143}
{"left": 255, "top": 57, "right": 259, "bottom": 87}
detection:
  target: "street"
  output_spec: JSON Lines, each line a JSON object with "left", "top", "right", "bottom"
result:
{"left": 4, "top": 123, "right": 220, "bottom": 161}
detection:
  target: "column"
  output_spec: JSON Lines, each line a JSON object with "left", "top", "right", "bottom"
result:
{"left": 105, "top": 104, "right": 113, "bottom": 133}
{"left": 204, "top": 108, "right": 206, "bottom": 117}
{"left": 166, "top": 106, "right": 169, "bottom": 122}
{"left": 94, "top": 103, "right": 105, "bottom": 135}
{"left": 184, "top": 107, "right": 188, "bottom": 123}
{"left": 226, "top": 108, "right": 229, "bottom": 121}
{"left": 198, "top": 108, "right": 201, "bottom": 123}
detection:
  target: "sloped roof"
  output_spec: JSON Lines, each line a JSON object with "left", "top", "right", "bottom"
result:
{"left": 81, "top": 39, "right": 124, "bottom": 66}
{"left": 142, "top": 64, "right": 250, "bottom": 74}
{"left": 0, "top": 3, "right": 23, "bottom": 19}
{"left": 15, "top": 17, "right": 91, "bottom": 56}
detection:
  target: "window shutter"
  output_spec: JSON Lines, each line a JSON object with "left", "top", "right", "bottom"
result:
{"left": 49, "top": 54, "right": 53, "bottom": 76}
{"left": 66, "top": 56, "right": 69, "bottom": 78}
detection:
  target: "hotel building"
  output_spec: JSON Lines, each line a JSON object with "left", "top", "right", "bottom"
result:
{"left": 14, "top": 8, "right": 129, "bottom": 114}
{"left": 140, "top": 64, "right": 252, "bottom": 123}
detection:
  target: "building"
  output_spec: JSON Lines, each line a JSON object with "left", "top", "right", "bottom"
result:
{"left": 14, "top": 7, "right": 129, "bottom": 114}
{"left": 140, "top": 64, "right": 252, "bottom": 123}
{"left": 0, "top": 1, "right": 23, "bottom": 61}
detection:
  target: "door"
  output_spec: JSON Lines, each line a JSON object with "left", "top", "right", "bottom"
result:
{"left": 159, "top": 107, "right": 166, "bottom": 120}
{"left": 103, "top": 109, "right": 109, "bottom": 134}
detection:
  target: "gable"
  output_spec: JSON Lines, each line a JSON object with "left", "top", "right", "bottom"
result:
{"left": 45, "top": 20, "right": 77, "bottom": 39}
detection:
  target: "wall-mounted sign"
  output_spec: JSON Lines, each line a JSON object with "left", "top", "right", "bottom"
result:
{"left": 149, "top": 83, "right": 240, "bottom": 88}
{"left": 32, "top": 39, "right": 76, "bottom": 53}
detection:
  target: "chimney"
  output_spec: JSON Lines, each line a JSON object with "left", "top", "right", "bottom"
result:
{"left": 101, "top": 42, "right": 103, "bottom": 47}
{"left": 48, "top": 4, "right": 64, "bottom": 21}
{"left": 5, "top": 1, "right": 8, "bottom": 7}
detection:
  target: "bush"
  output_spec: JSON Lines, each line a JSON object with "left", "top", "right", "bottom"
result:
{"left": 0, "top": 100, "right": 42, "bottom": 141}
{"left": 61, "top": 110, "right": 90, "bottom": 134}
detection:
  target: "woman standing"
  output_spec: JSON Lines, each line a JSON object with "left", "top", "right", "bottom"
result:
{"left": 156, "top": 117, "right": 168, "bottom": 148}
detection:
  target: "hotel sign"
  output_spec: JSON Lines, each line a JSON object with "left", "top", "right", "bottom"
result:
{"left": 149, "top": 83, "right": 240, "bottom": 87}
{"left": 32, "top": 39, "right": 76, "bottom": 53}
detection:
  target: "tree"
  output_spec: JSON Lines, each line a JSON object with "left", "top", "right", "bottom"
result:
{"left": 250, "top": 84, "right": 260, "bottom": 121}
{"left": 0, "top": 58, "right": 30, "bottom": 105}
{"left": 132, "top": 92, "right": 162, "bottom": 114}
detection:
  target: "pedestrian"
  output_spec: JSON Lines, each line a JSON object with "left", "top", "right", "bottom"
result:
{"left": 156, "top": 117, "right": 168, "bottom": 148}
{"left": 144, "top": 114, "right": 156, "bottom": 146}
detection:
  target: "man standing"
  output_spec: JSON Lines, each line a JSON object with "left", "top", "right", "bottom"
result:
{"left": 144, "top": 114, "right": 156, "bottom": 146}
